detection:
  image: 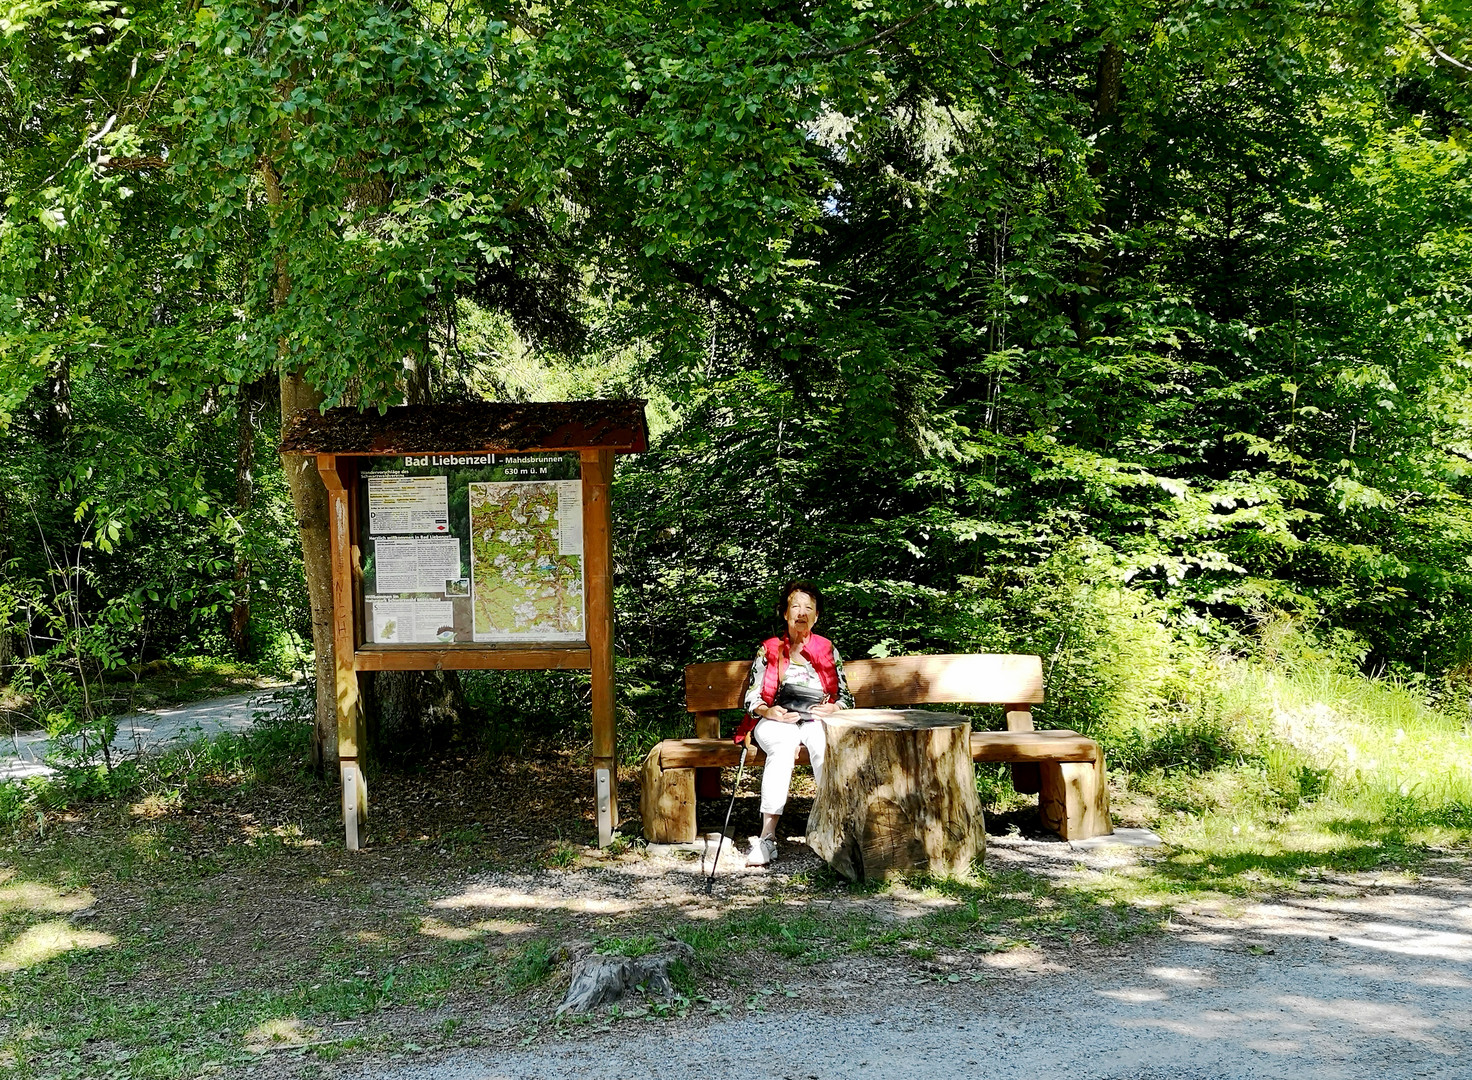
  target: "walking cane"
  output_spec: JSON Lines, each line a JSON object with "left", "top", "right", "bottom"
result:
{"left": 702, "top": 739, "right": 749, "bottom": 895}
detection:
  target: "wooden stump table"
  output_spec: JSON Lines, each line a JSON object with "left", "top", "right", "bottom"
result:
{"left": 806, "top": 709, "right": 986, "bottom": 882}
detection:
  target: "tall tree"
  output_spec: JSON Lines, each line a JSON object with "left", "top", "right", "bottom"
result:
{"left": 3, "top": 0, "right": 1468, "bottom": 751}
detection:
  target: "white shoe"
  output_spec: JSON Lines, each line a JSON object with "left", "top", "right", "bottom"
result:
{"left": 746, "top": 835, "right": 777, "bottom": 867}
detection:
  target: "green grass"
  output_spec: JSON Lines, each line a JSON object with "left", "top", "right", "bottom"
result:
{"left": 542, "top": 841, "right": 580, "bottom": 869}
{"left": 1092, "top": 657, "right": 1472, "bottom": 898}
{"left": 592, "top": 934, "right": 657, "bottom": 957}
{"left": 0, "top": 655, "right": 1468, "bottom": 1077}
{"left": 0, "top": 927, "right": 504, "bottom": 1077}
{"left": 504, "top": 939, "right": 556, "bottom": 992}
{"left": 0, "top": 689, "right": 313, "bottom": 835}
{"left": 661, "top": 865, "right": 1166, "bottom": 976}
{"left": 0, "top": 842, "right": 530, "bottom": 1079}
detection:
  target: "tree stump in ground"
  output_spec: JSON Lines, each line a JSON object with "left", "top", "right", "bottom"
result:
{"left": 556, "top": 939, "right": 695, "bottom": 1015}
{"left": 806, "top": 709, "right": 985, "bottom": 882}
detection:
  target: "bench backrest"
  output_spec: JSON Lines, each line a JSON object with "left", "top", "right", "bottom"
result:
{"left": 684, "top": 653, "right": 1045, "bottom": 713}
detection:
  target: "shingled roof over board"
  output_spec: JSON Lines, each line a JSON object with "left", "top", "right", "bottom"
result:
{"left": 280, "top": 399, "right": 648, "bottom": 455}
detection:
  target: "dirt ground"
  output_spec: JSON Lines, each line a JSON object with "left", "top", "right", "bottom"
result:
{"left": 235, "top": 788, "right": 1472, "bottom": 1080}
{"left": 9, "top": 703, "right": 1470, "bottom": 1080}
{"left": 291, "top": 835, "right": 1472, "bottom": 1080}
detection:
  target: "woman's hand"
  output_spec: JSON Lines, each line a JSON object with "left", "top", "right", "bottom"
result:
{"left": 811, "top": 701, "right": 843, "bottom": 717}
{"left": 763, "top": 706, "right": 802, "bottom": 723}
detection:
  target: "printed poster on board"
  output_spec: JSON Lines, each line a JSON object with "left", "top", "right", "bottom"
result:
{"left": 358, "top": 453, "right": 584, "bottom": 645}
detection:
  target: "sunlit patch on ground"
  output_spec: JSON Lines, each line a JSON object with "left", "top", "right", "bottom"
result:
{"left": 244, "top": 1016, "right": 319, "bottom": 1052}
{"left": 129, "top": 791, "right": 183, "bottom": 818}
{"left": 1098, "top": 986, "right": 1169, "bottom": 1002}
{"left": 418, "top": 915, "right": 534, "bottom": 941}
{"left": 473, "top": 917, "right": 535, "bottom": 935}
{"left": 1148, "top": 965, "right": 1214, "bottom": 985}
{"left": 0, "top": 919, "right": 114, "bottom": 971}
{"left": 873, "top": 881, "right": 965, "bottom": 920}
{"left": 240, "top": 822, "right": 321, "bottom": 848}
{"left": 418, "top": 916, "right": 478, "bottom": 941}
{"left": 0, "top": 881, "right": 95, "bottom": 915}
{"left": 977, "top": 945, "right": 1065, "bottom": 973}
{"left": 435, "top": 887, "right": 639, "bottom": 915}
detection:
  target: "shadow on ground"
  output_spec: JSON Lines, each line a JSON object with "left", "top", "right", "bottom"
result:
{"left": 1, "top": 737, "right": 1469, "bottom": 1080}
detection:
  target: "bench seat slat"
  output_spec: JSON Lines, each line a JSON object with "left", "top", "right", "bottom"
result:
{"left": 657, "top": 738, "right": 788, "bottom": 769}
{"left": 654, "top": 729, "right": 1097, "bottom": 770}
{"left": 969, "top": 730, "right": 1098, "bottom": 763}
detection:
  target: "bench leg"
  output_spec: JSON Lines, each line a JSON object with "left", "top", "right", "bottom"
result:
{"left": 1010, "top": 763, "right": 1041, "bottom": 795}
{"left": 693, "top": 711, "right": 723, "bottom": 799}
{"left": 640, "top": 750, "right": 697, "bottom": 843}
{"left": 1005, "top": 704, "right": 1041, "bottom": 795}
{"left": 695, "top": 768, "right": 722, "bottom": 800}
{"left": 1037, "top": 755, "right": 1112, "bottom": 841}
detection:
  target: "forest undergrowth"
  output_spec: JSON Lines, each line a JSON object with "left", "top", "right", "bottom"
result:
{"left": 2, "top": 615, "right": 1469, "bottom": 868}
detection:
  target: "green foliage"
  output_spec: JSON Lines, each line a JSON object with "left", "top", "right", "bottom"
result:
{"left": 0, "top": 373, "right": 307, "bottom": 728}
{"left": 600, "top": 0, "right": 1472, "bottom": 744}
{"left": 1112, "top": 715, "right": 1260, "bottom": 777}
{"left": 1123, "top": 654, "right": 1472, "bottom": 842}
{"left": 460, "top": 670, "right": 592, "bottom": 753}
{"left": 1, "top": 0, "right": 1470, "bottom": 775}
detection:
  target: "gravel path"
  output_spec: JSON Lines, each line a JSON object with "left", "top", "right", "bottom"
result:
{"left": 0, "top": 686, "right": 299, "bottom": 779}
{"left": 346, "top": 849, "right": 1472, "bottom": 1080}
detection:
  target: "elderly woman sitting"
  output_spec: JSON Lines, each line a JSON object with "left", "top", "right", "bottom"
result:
{"left": 731, "top": 580, "right": 853, "bottom": 866}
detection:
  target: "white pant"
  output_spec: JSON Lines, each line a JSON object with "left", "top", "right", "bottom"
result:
{"left": 753, "top": 718, "right": 827, "bottom": 816}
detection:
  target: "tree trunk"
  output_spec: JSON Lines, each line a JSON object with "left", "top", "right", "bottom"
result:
{"left": 1091, "top": 40, "right": 1124, "bottom": 166}
{"left": 261, "top": 156, "right": 470, "bottom": 778}
{"left": 1074, "top": 37, "right": 1125, "bottom": 341}
{"left": 279, "top": 370, "right": 336, "bottom": 774}
{"left": 361, "top": 668, "right": 464, "bottom": 765}
{"left": 806, "top": 709, "right": 986, "bottom": 882}
{"left": 353, "top": 278, "right": 471, "bottom": 764}
{"left": 261, "top": 157, "right": 340, "bottom": 776}
{"left": 0, "top": 479, "right": 10, "bottom": 680}
{"left": 228, "top": 381, "right": 258, "bottom": 660}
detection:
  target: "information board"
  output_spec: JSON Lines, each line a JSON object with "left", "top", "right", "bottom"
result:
{"left": 358, "top": 453, "right": 584, "bottom": 645}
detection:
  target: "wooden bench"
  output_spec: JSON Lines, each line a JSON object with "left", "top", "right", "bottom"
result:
{"left": 639, "top": 653, "right": 1112, "bottom": 845}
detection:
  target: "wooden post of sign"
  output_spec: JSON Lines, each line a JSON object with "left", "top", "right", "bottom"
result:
{"left": 582, "top": 449, "right": 618, "bottom": 846}
{"left": 318, "top": 455, "right": 368, "bottom": 850}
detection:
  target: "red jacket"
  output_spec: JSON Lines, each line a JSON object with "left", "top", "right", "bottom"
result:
{"left": 731, "top": 634, "right": 840, "bottom": 745}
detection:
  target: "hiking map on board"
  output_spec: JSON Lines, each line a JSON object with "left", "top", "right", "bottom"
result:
{"left": 468, "top": 480, "right": 584, "bottom": 641}
{"left": 357, "top": 453, "right": 584, "bottom": 645}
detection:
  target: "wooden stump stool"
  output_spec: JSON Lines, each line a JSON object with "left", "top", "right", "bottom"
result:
{"left": 806, "top": 709, "right": 985, "bottom": 882}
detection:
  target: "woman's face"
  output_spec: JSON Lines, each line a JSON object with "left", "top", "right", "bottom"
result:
{"left": 784, "top": 590, "right": 819, "bottom": 640}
